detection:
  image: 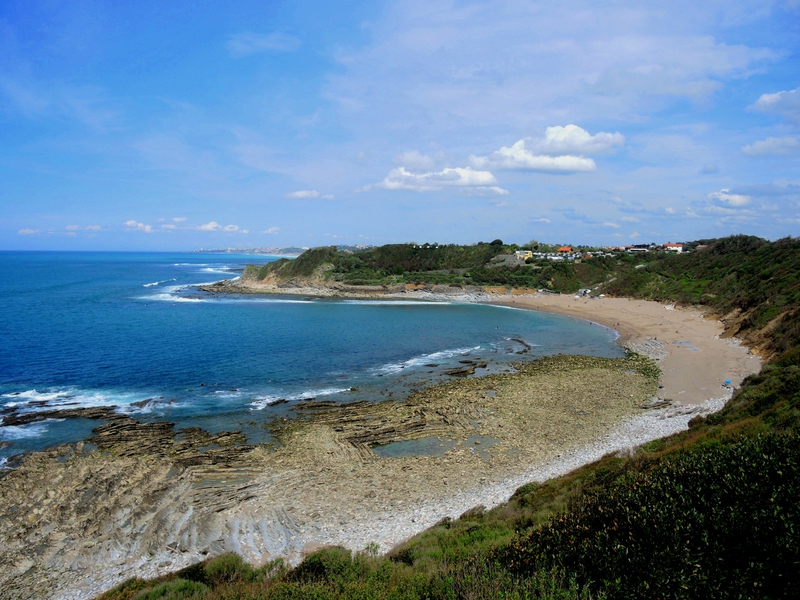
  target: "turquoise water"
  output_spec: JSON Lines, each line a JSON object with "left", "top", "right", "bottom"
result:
{"left": 0, "top": 252, "right": 623, "bottom": 463}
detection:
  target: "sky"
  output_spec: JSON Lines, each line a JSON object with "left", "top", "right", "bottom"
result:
{"left": 1, "top": 0, "right": 799, "bottom": 250}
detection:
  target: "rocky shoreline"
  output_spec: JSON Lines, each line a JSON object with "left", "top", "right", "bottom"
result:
{"left": 197, "top": 278, "right": 497, "bottom": 302}
{"left": 1, "top": 352, "right": 675, "bottom": 600}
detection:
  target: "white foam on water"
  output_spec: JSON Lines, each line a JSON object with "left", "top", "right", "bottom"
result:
{"left": 0, "top": 420, "right": 62, "bottom": 441}
{"left": 1, "top": 388, "right": 153, "bottom": 413}
{"left": 372, "top": 346, "right": 482, "bottom": 375}
{"left": 149, "top": 293, "right": 206, "bottom": 303}
{"left": 142, "top": 284, "right": 206, "bottom": 303}
{"left": 198, "top": 267, "right": 234, "bottom": 275}
{"left": 143, "top": 278, "right": 177, "bottom": 288}
{"left": 249, "top": 387, "right": 351, "bottom": 410}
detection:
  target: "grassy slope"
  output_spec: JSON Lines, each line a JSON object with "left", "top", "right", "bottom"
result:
{"left": 246, "top": 242, "right": 649, "bottom": 292}
{"left": 99, "top": 236, "right": 800, "bottom": 599}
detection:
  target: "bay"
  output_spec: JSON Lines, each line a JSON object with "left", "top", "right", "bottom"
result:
{"left": 0, "top": 251, "right": 623, "bottom": 463}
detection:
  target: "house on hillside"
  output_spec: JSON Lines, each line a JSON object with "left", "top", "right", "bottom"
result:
{"left": 557, "top": 246, "right": 572, "bottom": 254}
{"left": 515, "top": 250, "right": 533, "bottom": 262}
{"left": 664, "top": 243, "right": 683, "bottom": 253}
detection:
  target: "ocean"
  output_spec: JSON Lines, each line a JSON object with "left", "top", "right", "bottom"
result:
{"left": 0, "top": 251, "right": 624, "bottom": 464}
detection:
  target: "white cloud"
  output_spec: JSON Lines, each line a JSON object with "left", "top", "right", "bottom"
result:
{"left": 286, "top": 190, "right": 319, "bottom": 199}
{"left": 125, "top": 220, "right": 153, "bottom": 233}
{"left": 373, "top": 166, "right": 500, "bottom": 192}
{"left": 86, "top": 225, "right": 102, "bottom": 231}
{"left": 320, "top": 194, "right": 336, "bottom": 200}
{"left": 621, "top": 216, "right": 640, "bottom": 223}
{"left": 227, "top": 32, "right": 302, "bottom": 57}
{"left": 18, "top": 228, "right": 38, "bottom": 235}
{"left": 172, "top": 217, "right": 187, "bottom": 222}
{"left": 65, "top": 225, "right": 80, "bottom": 231}
{"left": 630, "top": 232, "right": 641, "bottom": 239}
{"left": 602, "top": 221, "right": 621, "bottom": 229}
{"left": 751, "top": 86, "right": 800, "bottom": 124}
{"left": 262, "top": 227, "right": 280, "bottom": 234}
{"left": 197, "top": 221, "right": 222, "bottom": 231}
{"left": 531, "top": 217, "right": 551, "bottom": 223}
{"left": 471, "top": 141, "right": 597, "bottom": 172}
{"left": 223, "top": 224, "right": 239, "bottom": 232}
{"left": 708, "top": 188, "right": 751, "bottom": 207}
{"left": 741, "top": 136, "right": 799, "bottom": 156}
{"left": 531, "top": 125, "right": 625, "bottom": 156}
{"left": 161, "top": 224, "right": 177, "bottom": 230}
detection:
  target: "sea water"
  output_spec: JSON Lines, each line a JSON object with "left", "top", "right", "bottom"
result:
{"left": 0, "top": 251, "right": 623, "bottom": 463}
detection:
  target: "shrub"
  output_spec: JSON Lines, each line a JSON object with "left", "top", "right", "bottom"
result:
{"left": 499, "top": 434, "right": 800, "bottom": 599}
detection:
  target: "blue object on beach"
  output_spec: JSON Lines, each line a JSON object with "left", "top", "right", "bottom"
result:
{"left": 725, "top": 379, "right": 732, "bottom": 385}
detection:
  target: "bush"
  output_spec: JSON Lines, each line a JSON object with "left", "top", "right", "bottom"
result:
{"left": 132, "top": 579, "right": 208, "bottom": 600}
{"left": 499, "top": 434, "right": 800, "bottom": 599}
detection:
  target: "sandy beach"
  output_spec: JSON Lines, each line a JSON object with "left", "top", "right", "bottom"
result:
{"left": 0, "top": 291, "right": 763, "bottom": 600}
{"left": 488, "top": 292, "right": 762, "bottom": 406}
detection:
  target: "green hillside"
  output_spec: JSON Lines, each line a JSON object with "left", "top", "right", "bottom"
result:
{"left": 246, "top": 241, "right": 648, "bottom": 291}
{"left": 99, "top": 235, "right": 800, "bottom": 600}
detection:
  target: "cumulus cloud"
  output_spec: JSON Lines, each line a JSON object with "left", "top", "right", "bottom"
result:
{"left": 742, "top": 137, "right": 799, "bottom": 156}
{"left": 161, "top": 224, "right": 177, "bottom": 230}
{"left": 750, "top": 86, "right": 800, "bottom": 124}
{"left": 18, "top": 228, "right": 38, "bottom": 235}
{"left": 86, "top": 225, "right": 102, "bottom": 231}
{"left": 65, "top": 225, "right": 80, "bottom": 230}
{"left": 708, "top": 188, "right": 751, "bottom": 207}
{"left": 372, "top": 166, "right": 502, "bottom": 193}
{"left": 223, "top": 224, "right": 239, "bottom": 232}
{"left": 286, "top": 190, "right": 319, "bottom": 199}
{"left": 602, "top": 221, "right": 621, "bottom": 229}
{"left": 532, "top": 125, "right": 625, "bottom": 155}
{"left": 471, "top": 142, "right": 596, "bottom": 172}
{"left": 621, "top": 216, "right": 640, "bottom": 223}
{"left": 125, "top": 220, "right": 153, "bottom": 233}
{"left": 227, "top": 32, "right": 302, "bottom": 57}
{"left": 173, "top": 217, "right": 187, "bottom": 222}
{"left": 321, "top": 194, "right": 336, "bottom": 200}
{"left": 530, "top": 217, "right": 551, "bottom": 224}
{"left": 469, "top": 126, "right": 621, "bottom": 173}
{"left": 262, "top": 227, "right": 280, "bottom": 234}
{"left": 197, "top": 221, "right": 221, "bottom": 231}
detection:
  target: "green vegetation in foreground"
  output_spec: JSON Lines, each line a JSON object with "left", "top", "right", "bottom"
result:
{"left": 99, "top": 236, "right": 800, "bottom": 599}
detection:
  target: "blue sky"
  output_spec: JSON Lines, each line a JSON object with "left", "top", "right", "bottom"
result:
{"left": 2, "top": 0, "right": 799, "bottom": 250}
